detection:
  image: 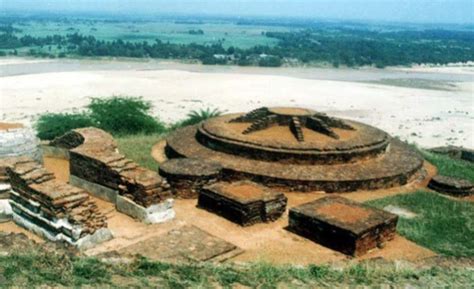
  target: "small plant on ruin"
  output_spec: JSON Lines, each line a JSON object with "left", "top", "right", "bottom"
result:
{"left": 35, "top": 112, "right": 95, "bottom": 140}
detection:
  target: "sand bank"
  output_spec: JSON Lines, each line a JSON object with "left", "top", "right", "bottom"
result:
{"left": 0, "top": 59, "right": 472, "bottom": 148}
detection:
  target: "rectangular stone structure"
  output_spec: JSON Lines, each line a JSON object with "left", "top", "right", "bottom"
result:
{"left": 289, "top": 196, "right": 398, "bottom": 256}
{"left": 198, "top": 181, "right": 287, "bottom": 226}
{"left": 119, "top": 225, "right": 243, "bottom": 263}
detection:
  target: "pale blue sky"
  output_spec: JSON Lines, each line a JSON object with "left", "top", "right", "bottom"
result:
{"left": 2, "top": 0, "right": 473, "bottom": 24}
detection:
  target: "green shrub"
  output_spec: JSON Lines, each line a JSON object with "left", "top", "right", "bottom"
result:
{"left": 35, "top": 112, "right": 95, "bottom": 140}
{"left": 88, "top": 96, "right": 166, "bottom": 135}
{"left": 172, "top": 107, "right": 222, "bottom": 130}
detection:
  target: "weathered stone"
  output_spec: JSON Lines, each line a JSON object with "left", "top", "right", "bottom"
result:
{"left": 160, "top": 107, "right": 424, "bottom": 193}
{"left": 50, "top": 127, "right": 174, "bottom": 222}
{"left": 289, "top": 196, "right": 398, "bottom": 256}
{"left": 199, "top": 181, "right": 287, "bottom": 226}
{"left": 0, "top": 199, "right": 12, "bottom": 223}
{"left": 428, "top": 175, "right": 474, "bottom": 197}
{"left": 116, "top": 195, "right": 175, "bottom": 224}
{"left": 159, "top": 158, "right": 222, "bottom": 198}
{"left": 119, "top": 225, "right": 243, "bottom": 263}
{"left": 5, "top": 157, "right": 109, "bottom": 248}
{"left": 383, "top": 205, "right": 417, "bottom": 219}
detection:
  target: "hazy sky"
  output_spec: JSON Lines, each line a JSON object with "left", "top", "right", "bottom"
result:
{"left": 2, "top": 0, "right": 473, "bottom": 24}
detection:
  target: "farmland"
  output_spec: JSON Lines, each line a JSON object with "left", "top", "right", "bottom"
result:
{"left": 1, "top": 13, "right": 473, "bottom": 67}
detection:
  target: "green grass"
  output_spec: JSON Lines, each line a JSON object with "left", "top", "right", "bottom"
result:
{"left": 1, "top": 250, "right": 473, "bottom": 288}
{"left": 367, "top": 191, "right": 474, "bottom": 257}
{"left": 421, "top": 149, "right": 474, "bottom": 182}
{"left": 116, "top": 133, "right": 163, "bottom": 171}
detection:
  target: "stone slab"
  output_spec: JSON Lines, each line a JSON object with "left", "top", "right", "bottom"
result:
{"left": 119, "top": 225, "right": 243, "bottom": 263}
{"left": 116, "top": 195, "right": 175, "bottom": 224}
{"left": 70, "top": 174, "right": 118, "bottom": 203}
{"left": 289, "top": 196, "right": 398, "bottom": 256}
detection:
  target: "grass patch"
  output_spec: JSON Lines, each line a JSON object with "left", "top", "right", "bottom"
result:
{"left": 421, "top": 150, "right": 474, "bottom": 182}
{"left": 1, "top": 251, "right": 473, "bottom": 288}
{"left": 367, "top": 191, "right": 474, "bottom": 257}
{"left": 116, "top": 133, "right": 163, "bottom": 170}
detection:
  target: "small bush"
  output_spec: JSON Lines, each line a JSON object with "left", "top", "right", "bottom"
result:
{"left": 88, "top": 96, "right": 166, "bottom": 135}
{"left": 35, "top": 96, "right": 167, "bottom": 140}
{"left": 35, "top": 112, "right": 95, "bottom": 140}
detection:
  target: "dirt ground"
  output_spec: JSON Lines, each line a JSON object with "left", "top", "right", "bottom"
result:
{"left": 0, "top": 156, "right": 437, "bottom": 265}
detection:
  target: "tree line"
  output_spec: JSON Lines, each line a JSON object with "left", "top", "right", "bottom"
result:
{"left": 0, "top": 26, "right": 473, "bottom": 68}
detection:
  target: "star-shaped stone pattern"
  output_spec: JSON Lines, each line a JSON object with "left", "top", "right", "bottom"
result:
{"left": 230, "top": 107, "right": 355, "bottom": 142}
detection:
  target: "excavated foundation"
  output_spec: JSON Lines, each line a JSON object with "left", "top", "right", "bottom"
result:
{"left": 161, "top": 107, "right": 423, "bottom": 192}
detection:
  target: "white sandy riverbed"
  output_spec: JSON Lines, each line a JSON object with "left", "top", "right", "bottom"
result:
{"left": 0, "top": 58, "right": 472, "bottom": 148}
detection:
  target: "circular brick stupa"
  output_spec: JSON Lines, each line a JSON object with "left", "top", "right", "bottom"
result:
{"left": 160, "top": 107, "right": 424, "bottom": 192}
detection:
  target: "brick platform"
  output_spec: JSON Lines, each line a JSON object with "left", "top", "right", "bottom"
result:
{"left": 159, "top": 158, "right": 222, "bottom": 198}
{"left": 428, "top": 175, "right": 473, "bottom": 197}
{"left": 289, "top": 196, "right": 398, "bottom": 256}
{"left": 198, "top": 181, "right": 287, "bottom": 226}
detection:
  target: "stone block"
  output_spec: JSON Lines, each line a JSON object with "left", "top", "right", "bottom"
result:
{"left": 116, "top": 195, "right": 175, "bottom": 224}
{"left": 289, "top": 196, "right": 398, "bottom": 256}
{"left": 198, "top": 181, "right": 287, "bottom": 226}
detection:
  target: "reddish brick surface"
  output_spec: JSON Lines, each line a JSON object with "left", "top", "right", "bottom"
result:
{"left": 289, "top": 196, "right": 398, "bottom": 256}
{"left": 198, "top": 181, "right": 287, "bottom": 226}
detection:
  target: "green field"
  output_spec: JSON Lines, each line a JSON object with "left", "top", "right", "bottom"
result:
{"left": 13, "top": 20, "right": 286, "bottom": 49}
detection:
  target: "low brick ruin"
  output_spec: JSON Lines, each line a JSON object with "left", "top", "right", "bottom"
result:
{"left": 3, "top": 157, "right": 112, "bottom": 249}
{"left": 428, "top": 146, "right": 474, "bottom": 163}
{"left": 198, "top": 181, "right": 287, "bottom": 226}
{"left": 50, "top": 127, "right": 174, "bottom": 223}
{"left": 159, "top": 158, "right": 222, "bottom": 198}
{"left": 160, "top": 107, "right": 424, "bottom": 193}
{"left": 289, "top": 196, "right": 398, "bottom": 256}
{"left": 428, "top": 175, "right": 473, "bottom": 197}
{"left": 149, "top": 107, "right": 422, "bottom": 252}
